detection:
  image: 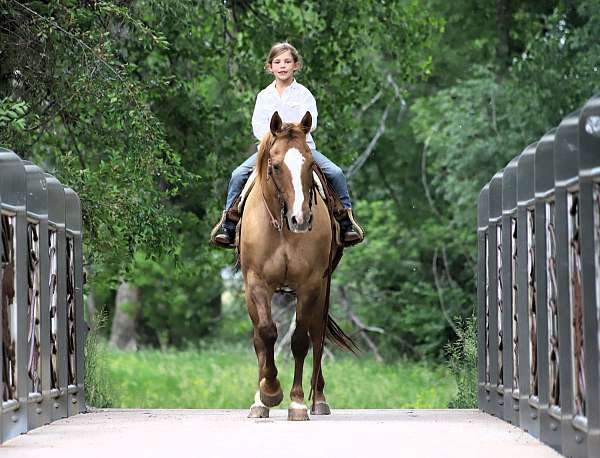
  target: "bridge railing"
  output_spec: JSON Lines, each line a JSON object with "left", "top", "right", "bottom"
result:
{"left": 478, "top": 96, "right": 600, "bottom": 457}
{"left": 1, "top": 148, "right": 86, "bottom": 444}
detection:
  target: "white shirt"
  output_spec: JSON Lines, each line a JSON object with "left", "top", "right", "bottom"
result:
{"left": 251, "top": 79, "right": 318, "bottom": 150}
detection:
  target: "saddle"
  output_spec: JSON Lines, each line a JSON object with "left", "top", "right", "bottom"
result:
{"left": 212, "top": 164, "right": 363, "bottom": 249}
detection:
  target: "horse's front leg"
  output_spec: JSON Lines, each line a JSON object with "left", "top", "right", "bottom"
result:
{"left": 244, "top": 270, "right": 283, "bottom": 416}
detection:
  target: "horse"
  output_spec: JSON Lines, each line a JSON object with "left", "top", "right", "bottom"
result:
{"left": 239, "top": 110, "right": 356, "bottom": 421}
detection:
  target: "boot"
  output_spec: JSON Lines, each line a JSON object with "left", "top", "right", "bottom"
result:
{"left": 210, "top": 211, "right": 237, "bottom": 249}
{"left": 337, "top": 209, "right": 364, "bottom": 246}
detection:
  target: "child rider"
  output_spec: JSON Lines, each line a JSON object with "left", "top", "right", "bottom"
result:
{"left": 212, "top": 42, "right": 363, "bottom": 248}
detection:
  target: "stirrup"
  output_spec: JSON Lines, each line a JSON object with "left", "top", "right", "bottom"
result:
{"left": 339, "top": 209, "right": 364, "bottom": 247}
{"left": 210, "top": 211, "right": 237, "bottom": 249}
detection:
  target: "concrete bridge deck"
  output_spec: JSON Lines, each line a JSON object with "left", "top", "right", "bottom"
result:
{"left": 2, "top": 409, "right": 561, "bottom": 457}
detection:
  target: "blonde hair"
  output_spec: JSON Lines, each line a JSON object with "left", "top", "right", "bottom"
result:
{"left": 264, "top": 42, "right": 303, "bottom": 73}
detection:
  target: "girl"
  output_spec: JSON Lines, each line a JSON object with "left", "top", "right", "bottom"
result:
{"left": 212, "top": 42, "right": 363, "bottom": 248}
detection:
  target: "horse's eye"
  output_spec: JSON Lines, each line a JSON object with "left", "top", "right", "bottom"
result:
{"left": 273, "top": 164, "right": 280, "bottom": 172}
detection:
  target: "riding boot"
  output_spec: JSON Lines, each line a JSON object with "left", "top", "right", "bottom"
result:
{"left": 210, "top": 211, "right": 238, "bottom": 249}
{"left": 336, "top": 209, "right": 364, "bottom": 247}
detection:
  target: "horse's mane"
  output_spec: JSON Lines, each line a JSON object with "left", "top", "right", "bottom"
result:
{"left": 256, "top": 124, "right": 308, "bottom": 184}
{"left": 256, "top": 132, "right": 273, "bottom": 184}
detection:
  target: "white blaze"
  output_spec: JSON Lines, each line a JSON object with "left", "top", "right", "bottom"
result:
{"left": 284, "top": 147, "right": 305, "bottom": 222}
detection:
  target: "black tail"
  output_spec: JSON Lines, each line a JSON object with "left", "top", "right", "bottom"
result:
{"left": 326, "top": 315, "right": 360, "bottom": 354}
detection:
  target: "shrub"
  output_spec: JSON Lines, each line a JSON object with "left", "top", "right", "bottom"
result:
{"left": 85, "top": 310, "right": 114, "bottom": 408}
{"left": 445, "top": 313, "right": 477, "bottom": 408}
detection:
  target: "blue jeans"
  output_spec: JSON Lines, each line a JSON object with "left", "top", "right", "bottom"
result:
{"left": 225, "top": 149, "right": 352, "bottom": 210}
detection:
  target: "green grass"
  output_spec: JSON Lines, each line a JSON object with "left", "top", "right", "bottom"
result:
{"left": 102, "top": 345, "right": 457, "bottom": 409}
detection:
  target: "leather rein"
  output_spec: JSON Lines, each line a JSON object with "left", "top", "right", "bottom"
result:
{"left": 261, "top": 139, "right": 317, "bottom": 232}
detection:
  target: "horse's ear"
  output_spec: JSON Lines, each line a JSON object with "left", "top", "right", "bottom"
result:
{"left": 300, "top": 111, "right": 312, "bottom": 134}
{"left": 270, "top": 111, "right": 283, "bottom": 135}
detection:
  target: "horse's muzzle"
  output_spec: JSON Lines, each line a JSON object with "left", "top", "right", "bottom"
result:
{"left": 288, "top": 213, "right": 313, "bottom": 233}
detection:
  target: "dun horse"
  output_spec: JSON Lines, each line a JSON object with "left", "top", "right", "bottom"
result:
{"left": 240, "top": 111, "right": 355, "bottom": 421}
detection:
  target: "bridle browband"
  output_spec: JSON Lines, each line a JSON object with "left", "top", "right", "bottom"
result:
{"left": 261, "top": 136, "right": 316, "bottom": 232}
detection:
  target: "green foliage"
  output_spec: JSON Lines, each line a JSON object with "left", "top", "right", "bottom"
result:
{"left": 445, "top": 314, "right": 477, "bottom": 409}
{"left": 332, "top": 199, "right": 453, "bottom": 359}
{"left": 0, "top": 97, "right": 29, "bottom": 133}
{"left": 104, "top": 345, "right": 456, "bottom": 409}
{"left": 129, "top": 240, "right": 222, "bottom": 348}
{"left": 334, "top": 0, "right": 600, "bottom": 362}
{"left": 0, "top": 1, "right": 190, "bottom": 281}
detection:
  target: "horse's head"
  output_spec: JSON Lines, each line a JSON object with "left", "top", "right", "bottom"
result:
{"left": 264, "top": 111, "right": 314, "bottom": 233}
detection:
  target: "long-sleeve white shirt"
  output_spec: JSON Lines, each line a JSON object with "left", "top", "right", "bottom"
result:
{"left": 251, "top": 79, "right": 318, "bottom": 150}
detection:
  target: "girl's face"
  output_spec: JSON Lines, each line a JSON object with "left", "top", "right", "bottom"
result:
{"left": 269, "top": 50, "right": 298, "bottom": 84}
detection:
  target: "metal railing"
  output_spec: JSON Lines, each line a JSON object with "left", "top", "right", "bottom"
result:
{"left": 477, "top": 96, "right": 600, "bottom": 457}
{"left": 1, "top": 148, "right": 86, "bottom": 444}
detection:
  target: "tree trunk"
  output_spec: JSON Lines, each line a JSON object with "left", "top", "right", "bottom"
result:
{"left": 495, "top": 0, "right": 513, "bottom": 74}
{"left": 109, "top": 280, "right": 139, "bottom": 351}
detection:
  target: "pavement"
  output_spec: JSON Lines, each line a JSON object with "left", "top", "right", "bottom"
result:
{"left": 1, "top": 408, "right": 562, "bottom": 458}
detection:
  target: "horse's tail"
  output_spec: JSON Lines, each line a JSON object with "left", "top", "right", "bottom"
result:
{"left": 326, "top": 315, "right": 360, "bottom": 354}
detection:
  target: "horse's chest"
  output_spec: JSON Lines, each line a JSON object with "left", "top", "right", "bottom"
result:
{"left": 259, "top": 245, "right": 318, "bottom": 286}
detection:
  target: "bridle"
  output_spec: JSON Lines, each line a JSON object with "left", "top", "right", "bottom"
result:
{"left": 261, "top": 138, "right": 316, "bottom": 232}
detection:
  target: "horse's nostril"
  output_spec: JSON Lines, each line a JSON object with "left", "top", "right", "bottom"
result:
{"left": 291, "top": 216, "right": 297, "bottom": 226}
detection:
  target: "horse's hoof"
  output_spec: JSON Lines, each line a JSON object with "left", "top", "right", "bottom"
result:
{"left": 259, "top": 378, "right": 283, "bottom": 407}
{"left": 311, "top": 401, "right": 331, "bottom": 415}
{"left": 288, "top": 408, "right": 310, "bottom": 421}
{"left": 248, "top": 406, "right": 270, "bottom": 418}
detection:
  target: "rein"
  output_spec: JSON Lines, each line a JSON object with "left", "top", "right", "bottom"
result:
{"left": 261, "top": 169, "right": 285, "bottom": 232}
{"left": 261, "top": 139, "right": 316, "bottom": 232}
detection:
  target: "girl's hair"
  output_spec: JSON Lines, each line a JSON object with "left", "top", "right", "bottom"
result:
{"left": 264, "top": 42, "right": 303, "bottom": 73}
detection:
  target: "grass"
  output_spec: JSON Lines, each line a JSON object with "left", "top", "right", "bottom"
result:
{"left": 101, "top": 344, "right": 457, "bottom": 409}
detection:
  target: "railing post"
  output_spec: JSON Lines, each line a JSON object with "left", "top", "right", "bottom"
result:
{"left": 577, "top": 95, "right": 600, "bottom": 458}
{"left": 534, "top": 129, "right": 560, "bottom": 451}
{"left": 489, "top": 172, "right": 504, "bottom": 418}
{"left": 45, "top": 174, "right": 69, "bottom": 421}
{"left": 0, "top": 188, "right": 3, "bottom": 444}
{"left": 23, "top": 162, "right": 52, "bottom": 429}
{"left": 477, "top": 184, "right": 490, "bottom": 412}
{"left": 64, "top": 189, "right": 86, "bottom": 414}
{"left": 516, "top": 143, "right": 540, "bottom": 437}
{"left": 554, "top": 110, "right": 586, "bottom": 457}
{"left": 0, "top": 149, "right": 29, "bottom": 441}
{"left": 501, "top": 157, "right": 519, "bottom": 425}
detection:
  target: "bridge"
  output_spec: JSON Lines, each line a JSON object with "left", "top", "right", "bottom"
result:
{"left": 1, "top": 409, "right": 559, "bottom": 457}
{"left": 1, "top": 96, "right": 600, "bottom": 456}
